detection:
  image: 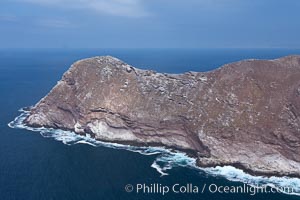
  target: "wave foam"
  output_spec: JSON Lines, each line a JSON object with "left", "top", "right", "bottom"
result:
{"left": 8, "top": 108, "right": 300, "bottom": 196}
{"left": 201, "top": 165, "right": 300, "bottom": 195}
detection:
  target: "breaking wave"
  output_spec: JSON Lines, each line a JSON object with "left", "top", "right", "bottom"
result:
{"left": 8, "top": 108, "right": 300, "bottom": 196}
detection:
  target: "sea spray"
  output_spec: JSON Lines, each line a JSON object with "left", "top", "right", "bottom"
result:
{"left": 8, "top": 108, "right": 300, "bottom": 196}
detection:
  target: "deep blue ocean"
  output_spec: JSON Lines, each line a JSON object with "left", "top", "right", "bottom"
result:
{"left": 1, "top": 48, "right": 300, "bottom": 200}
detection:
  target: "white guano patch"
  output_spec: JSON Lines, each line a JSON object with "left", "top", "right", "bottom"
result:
{"left": 87, "top": 120, "right": 138, "bottom": 141}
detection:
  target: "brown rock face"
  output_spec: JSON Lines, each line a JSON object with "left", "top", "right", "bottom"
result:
{"left": 25, "top": 55, "right": 300, "bottom": 177}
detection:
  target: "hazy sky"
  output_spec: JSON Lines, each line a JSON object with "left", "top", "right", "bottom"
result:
{"left": 0, "top": 0, "right": 300, "bottom": 48}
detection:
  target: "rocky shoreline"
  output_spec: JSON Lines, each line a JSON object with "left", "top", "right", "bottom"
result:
{"left": 23, "top": 55, "right": 300, "bottom": 178}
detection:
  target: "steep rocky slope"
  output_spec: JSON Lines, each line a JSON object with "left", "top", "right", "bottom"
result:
{"left": 24, "top": 55, "right": 300, "bottom": 177}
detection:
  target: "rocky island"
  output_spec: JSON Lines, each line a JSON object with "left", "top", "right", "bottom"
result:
{"left": 24, "top": 55, "right": 300, "bottom": 177}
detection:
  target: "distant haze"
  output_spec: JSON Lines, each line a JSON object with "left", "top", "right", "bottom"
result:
{"left": 0, "top": 0, "right": 300, "bottom": 48}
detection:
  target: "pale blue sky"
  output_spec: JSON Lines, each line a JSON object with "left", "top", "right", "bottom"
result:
{"left": 0, "top": 0, "right": 300, "bottom": 48}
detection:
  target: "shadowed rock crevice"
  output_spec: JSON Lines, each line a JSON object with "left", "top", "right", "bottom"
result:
{"left": 24, "top": 55, "right": 300, "bottom": 177}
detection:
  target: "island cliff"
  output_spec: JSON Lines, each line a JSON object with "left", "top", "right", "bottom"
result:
{"left": 24, "top": 55, "right": 300, "bottom": 177}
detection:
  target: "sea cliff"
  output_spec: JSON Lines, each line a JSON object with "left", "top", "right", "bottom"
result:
{"left": 24, "top": 55, "right": 300, "bottom": 177}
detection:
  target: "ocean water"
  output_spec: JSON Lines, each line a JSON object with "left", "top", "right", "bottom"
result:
{"left": 1, "top": 48, "right": 300, "bottom": 200}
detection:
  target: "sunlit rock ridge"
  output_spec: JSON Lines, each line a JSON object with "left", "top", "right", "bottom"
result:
{"left": 25, "top": 55, "right": 300, "bottom": 177}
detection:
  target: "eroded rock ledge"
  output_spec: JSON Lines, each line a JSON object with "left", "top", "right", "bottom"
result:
{"left": 24, "top": 55, "right": 300, "bottom": 177}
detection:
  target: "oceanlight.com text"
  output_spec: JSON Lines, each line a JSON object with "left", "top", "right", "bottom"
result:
{"left": 124, "top": 183, "right": 294, "bottom": 196}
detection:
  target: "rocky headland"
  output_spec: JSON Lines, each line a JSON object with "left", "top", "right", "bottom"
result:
{"left": 24, "top": 55, "right": 300, "bottom": 177}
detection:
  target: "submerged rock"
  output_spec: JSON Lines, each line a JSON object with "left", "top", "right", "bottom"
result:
{"left": 24, "top": 55, "right": 300, "bottom": 177}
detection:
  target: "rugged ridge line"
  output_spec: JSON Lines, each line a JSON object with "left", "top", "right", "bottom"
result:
{"left": 24, "top": 55, "right": 300, "bottom": 177}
